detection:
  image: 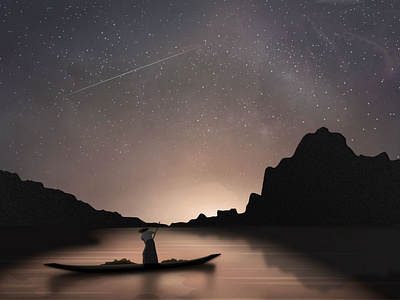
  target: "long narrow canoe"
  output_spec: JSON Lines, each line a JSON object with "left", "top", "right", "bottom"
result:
{"left": 44, "top": 253, "right": 220, "bottom": 273}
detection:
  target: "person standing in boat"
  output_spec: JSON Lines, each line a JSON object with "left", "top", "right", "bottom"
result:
{"left": 138, "top": 227, "right": 159, "bottom": 264}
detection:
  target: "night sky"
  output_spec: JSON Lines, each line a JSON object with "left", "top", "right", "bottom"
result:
{"left": 1, "top": 0, "right": 400, "bottom": 223}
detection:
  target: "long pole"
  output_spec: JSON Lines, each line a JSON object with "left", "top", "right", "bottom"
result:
{"left": 153, "top": 222, "right": 161, "bottom": 239}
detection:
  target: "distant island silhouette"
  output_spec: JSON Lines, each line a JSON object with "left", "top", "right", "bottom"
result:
{"left": 1, "top": 127, "right": 400, "bottom": 227}
{"left": 173, "top": 127, "right": 400, "bottom": 226}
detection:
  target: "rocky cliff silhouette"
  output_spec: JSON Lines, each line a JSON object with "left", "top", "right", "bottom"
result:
{"left": 0, "top": 171, "right": 149, "bottom": 227}
{"left": 3, "top": 127, "right": 400, "bottom": 227}
{"left": 173, "top": 127, "right": 400, "bottom": 226}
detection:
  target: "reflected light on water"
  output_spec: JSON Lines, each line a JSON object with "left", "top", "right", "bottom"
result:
{"left": 0, "top": 227, "right": 387, "bottom": 299}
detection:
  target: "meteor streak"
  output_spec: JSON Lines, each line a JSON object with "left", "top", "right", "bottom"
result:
{"left": 61, "top": 45, "right": 201, "bottom": 98}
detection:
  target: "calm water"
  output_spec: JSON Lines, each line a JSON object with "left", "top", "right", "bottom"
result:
{"left": 0, "top": 227, "right": 386, "bottom": 299}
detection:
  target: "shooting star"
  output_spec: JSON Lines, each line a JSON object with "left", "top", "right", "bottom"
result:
{"left": 61, "top": 45, "right": 202, "bottom": 98}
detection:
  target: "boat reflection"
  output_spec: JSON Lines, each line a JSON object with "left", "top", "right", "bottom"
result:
{"left": 47, "top": 263, "right": 216, "bottom": 299}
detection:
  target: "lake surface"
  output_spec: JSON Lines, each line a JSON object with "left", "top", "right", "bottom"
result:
{"left": 0, "top": 227, "right": 388, "bottom": 299}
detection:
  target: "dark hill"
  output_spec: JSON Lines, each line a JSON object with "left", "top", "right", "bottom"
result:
{"left": 174, "top": 127, "right": 400, "bottom": 226}
{"left": 245, "top": 127, "right": 400, "bottom": 225}
{"left": 0, "top": 171, "right": 148, "bottom": 227}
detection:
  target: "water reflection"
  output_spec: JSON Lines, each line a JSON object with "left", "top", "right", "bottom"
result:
{"left": 48, "top": 264, "right": 216, "bottom": 292}
{"left": 243, "top": 226, "right": 400, "bottom": 297}
{"left": 168, "top": 227, "right": 388, "bottom": 298}
{"left": 0, "top": 227, "right": 388, "bottom": 299}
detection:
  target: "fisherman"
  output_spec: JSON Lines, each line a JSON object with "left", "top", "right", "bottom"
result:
{"left": 138, "top": 226, "right": 159, "bottom": 264}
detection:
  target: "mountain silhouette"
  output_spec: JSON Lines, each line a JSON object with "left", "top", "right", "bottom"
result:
{"left": 2, "top": 127, "right": 400, "bottom": 227}
{"left": 173, "top": 127, "right": 400, "bottom": 226}
{"left": 0, "top": 171, "right": 150, "bottom": 227}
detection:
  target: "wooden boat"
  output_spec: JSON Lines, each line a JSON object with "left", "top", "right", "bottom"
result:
{"left": 44, "top": 253, "right": 220, "bottom": 273}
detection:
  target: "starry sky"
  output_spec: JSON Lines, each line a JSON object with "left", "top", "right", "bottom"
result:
{"left": 1, "top": 0, "right": 400, "bottom": 224}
